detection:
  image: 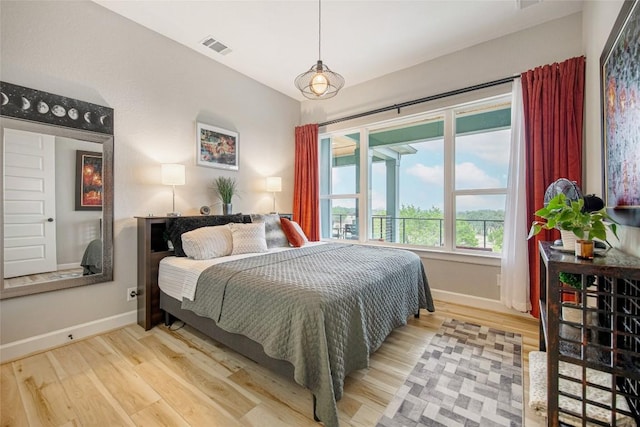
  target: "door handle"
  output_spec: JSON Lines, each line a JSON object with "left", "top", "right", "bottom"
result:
{"left": 47, "top": 218, "right": 54, "bottom": 222}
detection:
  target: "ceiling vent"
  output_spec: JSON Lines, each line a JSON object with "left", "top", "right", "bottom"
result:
{"left": 200, "top": 36, "right": 232, "bottom": 55}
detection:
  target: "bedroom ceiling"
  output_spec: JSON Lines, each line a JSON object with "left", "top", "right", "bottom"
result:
{"left": 94, "top": 0, "right": 583, "bottom": 101}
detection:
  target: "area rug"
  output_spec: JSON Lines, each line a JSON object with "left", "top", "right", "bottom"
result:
{"left": 376, "top": 318, "right": 523, "bottom": 427}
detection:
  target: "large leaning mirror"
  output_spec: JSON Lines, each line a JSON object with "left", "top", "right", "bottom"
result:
{"left": 1, "top": 82, "right": 114, "bottom": 299}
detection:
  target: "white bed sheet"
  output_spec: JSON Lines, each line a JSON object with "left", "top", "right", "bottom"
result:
{"left": 159, "top": 242, "right": 326, "bottom": 301}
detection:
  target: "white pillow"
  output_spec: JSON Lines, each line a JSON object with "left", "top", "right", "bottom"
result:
{"left": 229, "top": 222, "right": 268, "bottom": 255}
{"left": 181, "top": 225, "right": 233, "bottom": 260}
{"left": 291, "top": 220, "right": 309, "bottom": 242}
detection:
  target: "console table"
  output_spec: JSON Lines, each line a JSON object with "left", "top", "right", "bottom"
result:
{"left": 538, "top": 241, "right": 640, "bottom": 426}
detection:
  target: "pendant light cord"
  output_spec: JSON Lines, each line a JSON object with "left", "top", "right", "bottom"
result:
{"left": 318, "top": 0, "right": 322, "bottom": 60}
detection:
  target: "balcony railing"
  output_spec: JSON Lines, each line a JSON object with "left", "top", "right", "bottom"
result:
{"left": 330, "top": 214, "right": 504, "bottom": 251}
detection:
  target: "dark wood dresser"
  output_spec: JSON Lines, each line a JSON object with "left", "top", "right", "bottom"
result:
{"left": 538, "top": 241, "right": 640, "bottom": 425}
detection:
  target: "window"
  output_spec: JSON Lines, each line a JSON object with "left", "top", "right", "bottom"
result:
{"left": 320, "top": 94, "right": 511, "bottom": 255}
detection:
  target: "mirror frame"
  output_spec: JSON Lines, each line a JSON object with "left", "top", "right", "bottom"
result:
{"left": 1, "top": 88, "right": 114, "bottom": 299}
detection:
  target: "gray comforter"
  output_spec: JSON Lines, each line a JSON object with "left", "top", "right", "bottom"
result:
{"left": 181, "top": 243, "right": 434, "bottom": 427}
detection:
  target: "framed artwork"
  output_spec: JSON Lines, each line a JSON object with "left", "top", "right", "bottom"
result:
{"left": 196, "top": 122, "right": 239, "bottom": 170}
{"left": 601, "top": 0, "right": 640, "bottom": 227}
{"left": 75, "top": 150, "right": 103, "bottom": 211}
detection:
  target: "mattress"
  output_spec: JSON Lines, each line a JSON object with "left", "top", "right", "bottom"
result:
{"left": 158, "top": 242, "right": 325, "bottom": 301}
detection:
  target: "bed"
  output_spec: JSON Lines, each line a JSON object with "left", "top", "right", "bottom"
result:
{"left": 151, "top": 214, "right": 434, "bottom": 427}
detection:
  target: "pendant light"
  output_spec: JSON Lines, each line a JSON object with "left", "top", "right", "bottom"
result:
{"left": 294, "top": 0, "right": 344, "bottom": 100}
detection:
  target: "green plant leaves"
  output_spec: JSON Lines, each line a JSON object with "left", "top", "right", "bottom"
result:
{"left": 528, "top": 193, "right": 618, "bottom": 245}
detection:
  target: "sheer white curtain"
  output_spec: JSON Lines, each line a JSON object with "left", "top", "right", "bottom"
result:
{"left": 500, "top": 78, "right": 531, "bottom": 312}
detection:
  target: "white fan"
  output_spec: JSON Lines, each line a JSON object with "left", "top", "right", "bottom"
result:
{"left": 544, "top": 178, "right": 582, "bottom": 206}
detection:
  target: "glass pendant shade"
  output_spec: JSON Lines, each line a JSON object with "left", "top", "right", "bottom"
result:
{"left": 295, "top": 60, "right": 344, "bottom": 100}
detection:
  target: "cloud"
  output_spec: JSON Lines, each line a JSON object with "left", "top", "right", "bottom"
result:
{"left": 456, "top": 129, "right": 510, "bottom": 165}
{"left": 406, "top": 163, "right": 444, "bottom": 184}
{"left": 455, "top": 162, "right": 501, "bottom": 189}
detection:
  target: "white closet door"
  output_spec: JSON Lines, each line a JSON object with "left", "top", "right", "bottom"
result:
{"left": 3, "top": 128, "right": 57, "bottom": 279}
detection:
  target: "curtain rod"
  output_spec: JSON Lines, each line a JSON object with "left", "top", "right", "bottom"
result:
{"left": 318, "top": 75, "right": 517, "bottom": 127}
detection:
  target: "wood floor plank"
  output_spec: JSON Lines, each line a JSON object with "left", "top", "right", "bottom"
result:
{"left": 59, "top": 372, "right": 132, "bottom": 426}
{"left": 130, "top": 400, "right": 190, "bottom": 427}
{"left": 73, "top": 338, "right": 161, "bottom": 415}
{"left": 148, "top": 326, "right": 243, "bottom": 380}
{"left": 48, "top": 343, "right": 92, "bottom": 380}
{"left": 11, "top": 353, "right": 77, "bottom": 426}
{"left": 1, "top": 363, "right": 29, "bottom": 427}
{"left": 103, "top": 328, "right": 156, "bottom": 367}
{"left": 227, "top": 364, "right": 312, "bottom": 420}
{"left": 134, "top": 359, "right": 242, "bottom": 427}
{"left": 138, "top": 332, "right": 258, "bottom": 419}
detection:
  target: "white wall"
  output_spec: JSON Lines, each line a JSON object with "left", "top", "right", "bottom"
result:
{"left": 582, "top": 0, "right": 640, "bottom": 258}
{"left": 0, "top": 1, "right": 300, "bottom": 347}
{"left": 302, "top": 13, "right": 584, "bottom": 302}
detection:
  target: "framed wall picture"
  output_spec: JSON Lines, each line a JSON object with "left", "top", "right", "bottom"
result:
{"left": 75, "top": 150, "right": 103, "bottom": 211}
{"left": 601, "top": 0, "right": 640, "bottom": 227}
{"left": 196, "top": 122, "right": 239, "bottom": 170}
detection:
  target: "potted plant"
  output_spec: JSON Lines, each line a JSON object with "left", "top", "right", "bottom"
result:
{"left": 528, "top": 193, "right": 618, "bottom": 251}
{"left": 213, "top": 176, "right": 238, "bottom": 215}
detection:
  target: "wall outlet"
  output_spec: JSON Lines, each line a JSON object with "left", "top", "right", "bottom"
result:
{"left": 127, "top": 287, "right": 138, "bottom": 301}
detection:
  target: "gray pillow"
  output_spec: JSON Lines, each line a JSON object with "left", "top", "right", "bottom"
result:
{"left": 249, "top": 214, "right": 289, "bottom": 248}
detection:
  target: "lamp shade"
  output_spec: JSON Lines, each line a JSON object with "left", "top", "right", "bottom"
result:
{"left": 161, "top": 164, "right": 185, "bottom": 186}
{"left": 266, "top": 176, "right": 282, "bottom": 192}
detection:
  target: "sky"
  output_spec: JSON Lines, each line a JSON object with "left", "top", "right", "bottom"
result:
{"left": 331, "top": 128, "right": 511, "bottom": 213}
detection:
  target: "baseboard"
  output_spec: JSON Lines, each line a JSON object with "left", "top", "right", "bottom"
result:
{"left": 57, "top": 262, "right": 81, "bottom": 270}
{"left": 0, "top": 310, "right": 137, "bottom": 363}
{"left": 431, "top": 289, "right": 533, "bottom": 318}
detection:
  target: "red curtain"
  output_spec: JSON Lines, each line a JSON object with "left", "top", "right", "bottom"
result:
{"left": 522, "top": 56, "right": 585, "bottom": 318}
{"left": 293, "top": 124, "right": 320, "bottom": 241}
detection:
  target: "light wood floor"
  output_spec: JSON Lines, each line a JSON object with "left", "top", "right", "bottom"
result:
{"left": 0, "top": 300, "right": 544, "bottom": 426}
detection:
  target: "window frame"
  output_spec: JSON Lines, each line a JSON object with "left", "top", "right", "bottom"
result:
{"left": 319, "top": 92, "right": 512, "bottom": 259}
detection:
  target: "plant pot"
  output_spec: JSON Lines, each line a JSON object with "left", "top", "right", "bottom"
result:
{"left": 560, "top": 229, "right": 580, "bottom": 251}
{"left": 222, "top": 203, "right": 232, "bottom": 215}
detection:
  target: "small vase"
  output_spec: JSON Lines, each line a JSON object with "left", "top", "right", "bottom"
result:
{"left": 575, "top": 239, "right": 594, "bottom": 259}
{"left": 222, "top": 203, "right": 232, "bottom": 215}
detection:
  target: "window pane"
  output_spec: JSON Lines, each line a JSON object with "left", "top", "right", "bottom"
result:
{"left": 369, "top": 117, "right": 444, "bottom": 246}
{"left": 455, "top": 194, "right": 506, "bottom": 252}
{"left": 455, "top": 107, "right": 511, "bottom": 190}
{"left": 320, "top": 133, "right": 360, "bottom": 196}
{"left": 320, "top": 198, "right": 359, "bottom": 240}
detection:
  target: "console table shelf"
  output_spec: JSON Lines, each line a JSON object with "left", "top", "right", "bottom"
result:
{"left": 538, "top": 241, "right": 640, "bottom": 426}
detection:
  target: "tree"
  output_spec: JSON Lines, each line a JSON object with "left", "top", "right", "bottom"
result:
{"left": 489, "top": 227, "right": 504, "bottom": 252}
{"left": 397, "top": 205, "right": 443, "bottom": 246}
{"left": 456, "top": 220, "right": 479, "bottom": 247}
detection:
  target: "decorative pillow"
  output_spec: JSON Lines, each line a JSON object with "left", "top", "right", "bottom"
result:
{"left": 280, "top": 217, "right": 305, "bottom": 247}
{"left": 181, "top": 225, "right": 233, "bottom": 259}
{"left": 250, "top": 213, "right": 289, "bottom": 248}
{"left": 291, "top": 220, "right": 309, "bottom": 243}
{"left": 166, "top": 214, "right": 248, "bottom": 257}
{"left": 229, "top": 222, "right": 268, "bottom": 255}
